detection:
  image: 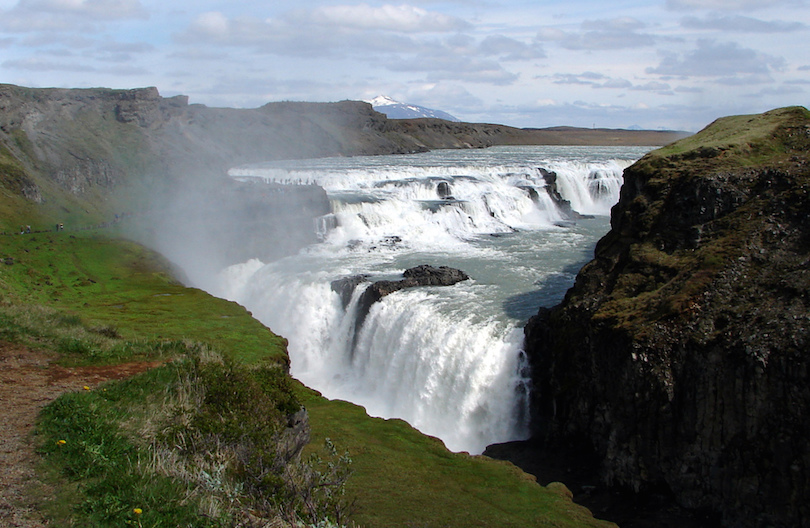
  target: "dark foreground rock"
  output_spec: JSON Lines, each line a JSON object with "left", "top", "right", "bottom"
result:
{"left": 484, "top": 438, "right": 720, "bottom": 528}
{"left": 523, "top": 107, "right": 810, "bottom": 527}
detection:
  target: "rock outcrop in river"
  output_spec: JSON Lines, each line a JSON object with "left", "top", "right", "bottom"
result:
{"left": 332, "top": 265, "right": 470, "bottom": 332}
{"left": 524, "top": 106, "right": 810, "bottom": 527}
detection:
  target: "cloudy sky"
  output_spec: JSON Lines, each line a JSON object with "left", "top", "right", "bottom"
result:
{"left": 0, "top": 0, "right": 808, "bottom": 131}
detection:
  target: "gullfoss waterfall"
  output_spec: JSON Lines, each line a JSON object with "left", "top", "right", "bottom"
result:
{"left": 216, "top": 146, "right": 649, "bottom": 454}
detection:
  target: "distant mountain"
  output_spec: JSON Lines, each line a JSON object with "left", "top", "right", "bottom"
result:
{"left": 366, "top": 95, "right": 460, "bottom": 122}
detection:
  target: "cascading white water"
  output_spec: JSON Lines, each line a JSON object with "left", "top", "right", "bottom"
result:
{"left": 216, "top": 146, "right": 650, "bottom": 454}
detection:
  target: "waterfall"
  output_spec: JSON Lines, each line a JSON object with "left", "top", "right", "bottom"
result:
{"left": 216, "top": 146, "right": 648, "bottom": 454}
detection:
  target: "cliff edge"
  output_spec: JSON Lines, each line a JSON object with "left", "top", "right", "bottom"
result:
{"left": 524, "top": 106, "right": 810, "bottom": 527}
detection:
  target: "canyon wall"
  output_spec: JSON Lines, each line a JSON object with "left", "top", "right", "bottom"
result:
{"left": 525, "top": 106, "right": 810, "bottom": 527}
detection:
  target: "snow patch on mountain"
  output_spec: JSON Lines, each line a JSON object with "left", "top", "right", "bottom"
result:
{"left": 365, "top": 95, "right": 460, "bottom": 122}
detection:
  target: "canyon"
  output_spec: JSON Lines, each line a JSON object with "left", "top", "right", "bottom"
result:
{"left": 2, "top": 84, "right": 807, "bottom": 526}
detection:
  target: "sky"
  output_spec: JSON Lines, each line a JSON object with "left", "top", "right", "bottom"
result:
{"left": 0, "top": 0, "right": 808, "bottom": 131}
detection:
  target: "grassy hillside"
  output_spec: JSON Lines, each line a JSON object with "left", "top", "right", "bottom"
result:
{"left": 0, "top": 230, "right": 613, "bottom": 527}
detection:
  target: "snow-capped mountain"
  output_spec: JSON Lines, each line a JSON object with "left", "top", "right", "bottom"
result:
{"left": 366, "top": 95, "right": 460, "bottom": 122}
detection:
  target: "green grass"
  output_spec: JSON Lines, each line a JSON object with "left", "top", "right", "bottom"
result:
{"left": 300, "top": 388, "right": 610, "bottom": 528}
{"left": 38, "top": 371, "right": 219, "bottom": 527}
{"left": 36, "top": 350, "right": 346, "bottom": 527}
{"left": 643, "top": 106, "right": 810, "bottom": 170}
{"left": 0, "top": 231, "right": 288, "bottom": 365}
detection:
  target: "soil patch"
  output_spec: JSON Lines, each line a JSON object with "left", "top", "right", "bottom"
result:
{"left": 0, "top": 343, "right": 159, "bottom": 527}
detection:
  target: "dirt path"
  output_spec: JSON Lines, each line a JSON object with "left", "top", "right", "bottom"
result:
{"left": 0, "top": 343, "right": 159, "bottom": 527}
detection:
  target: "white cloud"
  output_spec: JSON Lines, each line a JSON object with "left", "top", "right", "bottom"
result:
{"left": 552, "top": 72, "right": 605, "bottom": 85}
{"left": 647, "top": 39, "right": 786, "bottom": 77}
{"left": 551, "top": 72, "right": 675, "bottom": 92}
{"left": 542, "top": 18, "right": 657, "bottom": 50}
{"left": 0, "top": 0, "right": 146, "bottom": 32}
{"left": 191, "top": 11, "right": 230, "bottom": 38}
{"left": 387, "top": 55, "right": 519, "bottom": 85}
{"left": 600, "top": 78, "right": 634, "bottom": 89}
{"left": 581, "top": 16, "right": 647, "bottom": 32}
{"left": 753, "top": 84, "right": 805, "bottom": 95}
{"left": 631, "top": 81, "right": 673, "bottom": 93}
{"left": 716, "top": 73, "right": 780, "bottom": 85}
{"left": 3, "top": 53, "right": 148, "bottom": 74}
{"left": 562, "top": 30, "right": 655, "bottom": 50}
{"left": 535, "top": 27, "right": 566, "bottom": 41}
{"left": 675, "top": 85, "right": 704, "bottom": 93}
{"left": 666, "top": 0, "right": 797, "bottom": 10}
{"left": 478, "top": 35, "right": 545, "bottom": 60}
{"left": 681, "top": 14, "right": 806, "bottom": 32}
{"left": 21, "top": 0, "right": 146, "bottom": 18}
{"left": 176, "top": 8, "right": 542, "bottom": 86}
{"left": 4, "top": 56, "right": 97, "bottom": 71}
{"left": 301, "top": 4, "right": 470, "bottom": 33}
{"left": 180, "top": 8, "right": 468, "bottom": 58}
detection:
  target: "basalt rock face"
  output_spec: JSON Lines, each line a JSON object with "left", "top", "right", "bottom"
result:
{"left": 524, "top": 107, "right": 810, "bottom": 527}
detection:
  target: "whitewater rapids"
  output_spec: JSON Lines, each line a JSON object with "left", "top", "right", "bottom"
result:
{"left": 212, "top": 146, "right": 649, "bottom": 454}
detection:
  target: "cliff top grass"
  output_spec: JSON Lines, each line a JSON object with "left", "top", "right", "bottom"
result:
{"left": 300, "top": 389, "right": 611, "bottom": 528}
{"left": 638, "top": 106, "right": 810, "bottom": 171}
{"left": 0, "top": 230, "right": 615, "bottom": 527}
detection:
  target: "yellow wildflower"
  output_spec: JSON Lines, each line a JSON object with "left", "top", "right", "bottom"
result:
{"left": 133, "top": 508, "right": 142, "bottom": 515}
{"left": 57, "top": 439, "right": 66, "bottom": 445}
{"left": 83, "top": 385, "right": 90, "bottom": 390}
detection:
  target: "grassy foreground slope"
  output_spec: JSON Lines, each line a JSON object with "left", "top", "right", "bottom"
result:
{"left": 0, "top": 230, "right": 613, "bottom": 527}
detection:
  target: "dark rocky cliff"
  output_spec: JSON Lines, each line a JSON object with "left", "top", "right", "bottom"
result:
{"left": 523, "top": 107, "right": 810, "bottom": 527}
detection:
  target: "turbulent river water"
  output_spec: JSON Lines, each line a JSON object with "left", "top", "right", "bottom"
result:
{"left": 214, "top": 145, "right": 651, "bottom": 454}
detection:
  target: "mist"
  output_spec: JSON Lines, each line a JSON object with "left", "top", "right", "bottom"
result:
{"left": 139, "top": 175, "right": 330, "bottom": 290}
